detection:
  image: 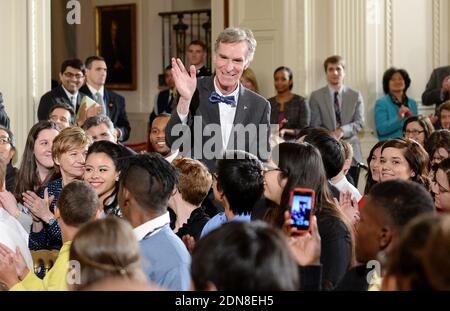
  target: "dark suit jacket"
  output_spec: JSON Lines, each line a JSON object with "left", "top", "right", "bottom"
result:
{"left": 268, "top": 94, "right": 310, "bottom": 136}
{"left": 79, "top": 85, "right": 131, "bottom": 142}
{"left": 0, "top": 92, "right": 10, "bottom": 129}
{"left": 37, "top": 85, "right": 85, "bottom": 121}
{"left": 335, "top": 265, "right": 370, "bottom": 291}
{"left": 165, "top": 76, "right": 271, "bottom": 172}
{"left": 422, "top": 65, "right": 450, "bottom": 110}
{"left": 196, "top": 66, "right": 212, "bottom": 77}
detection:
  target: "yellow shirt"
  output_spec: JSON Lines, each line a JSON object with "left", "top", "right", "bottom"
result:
{"left": 368, "top": 271, "right": 382, "bottom": 291}
{"left": 10, "top": 241, "right": 71, "bottom": 291}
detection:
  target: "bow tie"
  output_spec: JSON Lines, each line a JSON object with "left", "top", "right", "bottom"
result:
{"left": 209, "top": 91, "right": 236, "bottom": 107}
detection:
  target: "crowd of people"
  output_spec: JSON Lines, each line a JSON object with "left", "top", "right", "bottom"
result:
{"left": 0, "top": 26, "right": 450, "bottom": 292}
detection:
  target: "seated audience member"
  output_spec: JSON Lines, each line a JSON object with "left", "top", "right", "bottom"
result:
{"left": 82, "top": 115, "right": 135, "bottom": 156}
{"left": 437, "top": 101, "right": 450, "bottom": 130}
{"left": 0, "top": 126, "right": 17, "bottom": 192}
{"left": 149, "top": 65, "right": 176, "bottom": 126}
{"left": 425, "top": 129, "right": 450, "bottom": 167}
{"left": 200, "top": 150, "right": 264, "bottom": 238}
{"left": 0, "top": 92, "right": 10, "bottom": 129}
{"left": 85, "top": 141, "right": 124, "bottom": 217}
{"left": 330, "top": 139, "right": 362, "bottom": 201}
{"left": 263, "top": 141, "right": 353, "bottom": 290}
{"left": 303, "top": 128, "right": 345, "bottom": 199}
{"left": 27, "top": 127, "right": 92, "bottom": 251}
{"left": 375, "top": 67, "right": 417, "bottom": 141}
{"left": 363, "top": 141, "right": 384, "bottom": 195}
{"left": 193, "top": 221, "right": 313, "bottom": 291}
{"left": 69, "top": 217, "right": 151, "bottom": 291}
{"left": 336, "top": 179, "right": 435, "bottom": 291}
{"left": 48, "top": 103, "right": 75, "bottom": 130}
{"left": 268, "top": 66, "right": 310, "bottom": 139}
{"left": 402, "top": 115, "right": 434, "bottom": 147}
{"left": 169, "top": 158, "right": 212, "bottom": 241}
{"left": 118, "top": 153, "right": 190, "bottom": 290}
{"left": 38, "top": 58, "right": 86, "bottom": 121}
{"left": 0, "top": 122, "right": 60, "bottom": 232}
{"left": 148, "top": 113, "right": 179, "bottom": 162}
{"left": 0, "top": 159, "right": 33, "bottom": 272}
{"left": 240, "top": 67, "right": 259, "bottom": 94}
{"left": 432, "top": 158, "right": 450, "bottom": 213}
{"left": 382, "top": 214, "right": 450, "bottom": 290}
{"left": 380, "top": 138, "right": 430, "bottom": 190}
{"left": 421, "top": 65, "right": 450, "bottom": 110}
{"left": 0, "top": 181, "right": 99, "bottom": 290}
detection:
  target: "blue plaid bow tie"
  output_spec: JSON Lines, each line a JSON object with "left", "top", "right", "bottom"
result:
{"left": 209, "top": 91, "right": 236, "bottom": 106}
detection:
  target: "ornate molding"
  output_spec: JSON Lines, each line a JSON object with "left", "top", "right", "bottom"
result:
{"left": 432, "top": 0, "right": 440, "bottom": 68}
{"left": 385, "top": 0, "right": 393, "bottom": 68}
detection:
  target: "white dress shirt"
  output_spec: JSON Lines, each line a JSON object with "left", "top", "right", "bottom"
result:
{"left": 213, "top": 79, "right": 239, "bottom": 151}
{"left": 61, "top": 86, "right": 79, "bottom": 111}
{"left": 0, "top": 208, "right": 33, "bottom": 270}
{"left": 133, "top": 211, "right": 171, "bottom": 241}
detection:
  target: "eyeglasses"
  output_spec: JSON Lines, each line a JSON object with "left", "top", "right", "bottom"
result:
{"left": 262, "top": 162, "right": 285, "bottom": 173}
{"left": 0, "top": 137, "right": 11, "bottom": 145}
{"left": 63, "top": 72, "right": 84, "bottom": 80}
{"left": 404, "top": 129, "right": 424, "bottom": 135}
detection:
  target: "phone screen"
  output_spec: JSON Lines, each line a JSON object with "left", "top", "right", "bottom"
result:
{"left": 290, "top": 191, "right": 313, "bottom": 231}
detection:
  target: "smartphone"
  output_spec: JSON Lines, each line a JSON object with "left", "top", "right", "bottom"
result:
{"left": 289, "top": 188, "right": 314, "bottom": 234}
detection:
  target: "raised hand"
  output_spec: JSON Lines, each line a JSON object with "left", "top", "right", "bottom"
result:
{"left": 181, "top": 234, "right": 196, "bottom": 255}
{"left": 171, "top": 57, "right": 197, "bottom": 115}
{"left": 0, "top": 191, "right": 20, "bottom": 218}
{"left": 23, "top": 188, "right": 55, "bottom": 223}
{"left": 335, "top": 191, "right": 360, "bottom": 225}
{"left": 284, "top": 211, "right": 321, "bottom": 266}
{"left": 0, "top": 244, "right": 21, "bottom": 289}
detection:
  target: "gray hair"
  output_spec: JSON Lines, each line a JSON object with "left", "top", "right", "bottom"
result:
{"left": 214, "top": 27, "right": 257, "bottom": 64}
{"left": 82, "top": 115, "right": 115, "bottom": 133}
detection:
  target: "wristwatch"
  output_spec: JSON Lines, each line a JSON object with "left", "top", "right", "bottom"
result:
{"left": 47, "top": 217, "right": 57, "bottom": 226}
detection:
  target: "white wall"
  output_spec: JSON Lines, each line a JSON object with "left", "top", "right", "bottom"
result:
{"left": 0, "top": 0, "right": 51, "bottom": 164}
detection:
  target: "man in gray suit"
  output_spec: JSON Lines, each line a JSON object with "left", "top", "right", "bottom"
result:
{"left": 310, "top": 55, "right": 365, "bottom": 163}
{"left": 422, "top": 65, "right": 450, "bottom": 110}
{"left": 166, "top": 27, "right": 271, "bottom": 172}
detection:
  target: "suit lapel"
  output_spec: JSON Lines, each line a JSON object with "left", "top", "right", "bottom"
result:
{"left": 104, "top": 89, "right": 114, "bottom": 118}
{"left": 201, "top": 78, "right": 220, "bottom": 125}
{"left": 233, "top": 87, "right": 247, "bottom": 126}
{"left": 341, "top": 86, "right": 351, "bottom": 124}
{"left": 322, "top": 87, "right": 336, "bottom": 128}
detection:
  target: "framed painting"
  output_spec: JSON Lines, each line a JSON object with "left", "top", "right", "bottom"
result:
{"left": 96, "top": 4, "right": 137, "bottom": 90}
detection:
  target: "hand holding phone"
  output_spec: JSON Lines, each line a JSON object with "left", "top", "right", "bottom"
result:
{"left": 289, "top": 188, "right": 314, "bottom": 234}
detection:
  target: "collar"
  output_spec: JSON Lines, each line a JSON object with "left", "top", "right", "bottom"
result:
{"left": 87, "top": 83, "right": 104, "bottom": 97}
{"left": 61, "top": 86, "right": 78, "bottom": 99}
{"left": 133, "top": 211, "right": 170, "bottom": 241}
{"left": 328, "top": 85, "right": 345, "bottom": 97}
{"left": 213, "top": 77, "right": 240, "bottom": 103}
{"left": 165, "top": 149, "right": 179, "bottom": 163}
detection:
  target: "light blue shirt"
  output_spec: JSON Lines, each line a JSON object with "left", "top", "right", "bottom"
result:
{"left": 139, "top": 224, "right": 191, "bottom": 291}
{"left": 200, "top": 212, "right": 251, "bottom": 239}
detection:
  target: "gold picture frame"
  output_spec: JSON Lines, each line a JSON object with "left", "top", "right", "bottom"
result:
{"left": 96, "top": 4, "right": 137, "bottom": 90}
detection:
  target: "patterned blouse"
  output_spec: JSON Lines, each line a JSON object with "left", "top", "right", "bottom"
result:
{"left": 28, "top": 178, "right": 63, "bottom": 251}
